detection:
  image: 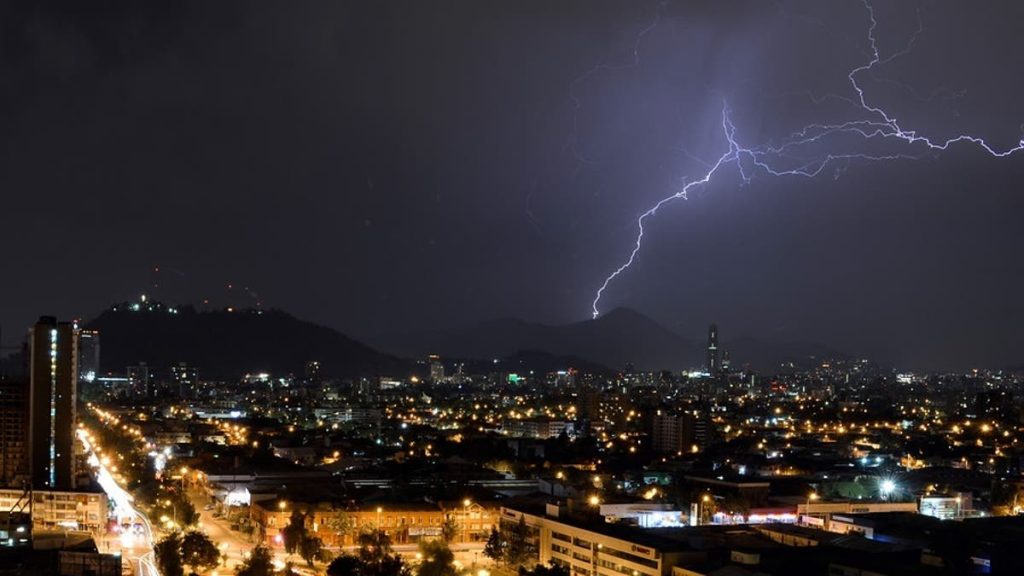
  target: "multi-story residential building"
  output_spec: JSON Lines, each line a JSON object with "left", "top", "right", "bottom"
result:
{"left": 0, "top": 488, "right": 108, "bottom": 534}
{"left": 501, "top": 502, "right": 697, "bottom": 576}
{"left": 251, "top": 498, "right": 498, "bottom": 548}
{"left": 503, "top": 419, "right": 574, "bottom": 439}
{"left": 0, "top": 377, "right": 28, "bottom": 487}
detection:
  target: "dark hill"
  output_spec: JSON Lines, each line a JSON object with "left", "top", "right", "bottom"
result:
{"left": 369, "top": 307, "right": 701, "bottom": 371}
{"left": 369, "top": 308, "right": 850, "bottom": 372}
{"left": 86, "top": 306, "right": 408, "bottom": 379}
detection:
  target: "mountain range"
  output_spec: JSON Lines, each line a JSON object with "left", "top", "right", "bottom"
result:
{"left": 368, "top": 307, "right": 847, "bottom": 372}
{"left": 78, "top": 303, "right": 847, "bottom": 378}
{"left": 86, "top": 306, "right": 408, "bottom": 379}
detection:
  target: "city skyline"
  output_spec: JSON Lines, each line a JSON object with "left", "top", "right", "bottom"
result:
{"left": 4, "top": 4, "right": 1024, "bottom": 573}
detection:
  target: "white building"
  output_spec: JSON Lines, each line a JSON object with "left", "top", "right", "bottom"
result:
{"left": 0, "top": 488, "right": 108, "bottom": 534}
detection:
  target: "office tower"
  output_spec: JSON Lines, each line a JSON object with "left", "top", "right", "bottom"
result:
{"left": 429, "top": 354, "right": 445, "bottom": 382}
{"left": 721, "top": 349, "right": 731, "bottom": 372}
{"left": 127, "top": 364, "right": 151, "bottom": 398}
{"left": 0, "top": 376, "right": 29, "bottom": 487}
{"left": 652, "top": 412, "right": 683, "bottom": 454}
{"left": 170, "top": 363, "right": 199, "bottom": 399}
{"left": 28, "top": 317, "right": 78, "bottom": 490}
{"left": 706, "top": 323, "right": 720, "bottom": 375}
{"left": 652, "top": 411, "right": 710, "bottom": 454}
{"left": 77, "top": 330, "right": 100, "bottom": 385}
{"left": 304, "top": 360, "right": 322, "bottom": 383}
{"left": 975, "top": 390, "right": 1013, "bottom": 420}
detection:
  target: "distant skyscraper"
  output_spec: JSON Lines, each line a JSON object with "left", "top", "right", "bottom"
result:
{"left": 170, "top": 363, "right": 199, "bottom": 399}
{"left": 706, "top": 323, "right": 720, "bottom": 375}
{"left": 77, "top": 329, "right": 100, "bottom": 385}
{"left": 304, "top": 361, "right": 322, "bottom": 383}
{"left": 429, "top": 354, "right": 445, "bottom": 382}
{"left": 28, "top": 317, "right": 78, "bottom": 490}
{"left": 127, "top": 364, "right": 151, "bottom": 398}
{"left": 0, "top": 376, "right": 29, "bottom": 487}
{"left": 651, "top": 411, "right": 709, "bottom": 454}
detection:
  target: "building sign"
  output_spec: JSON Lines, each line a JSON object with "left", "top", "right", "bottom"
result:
{"left": 408, "top": 527, "right": 441, "bottom": 536}
{"left": 631, "top": 544, "right": 653, "bottom": 557}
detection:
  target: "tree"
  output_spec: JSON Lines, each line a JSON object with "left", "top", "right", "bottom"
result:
{"left": 236, "top": 545, "right": 275, "bottom": 576}
{"left": 357, "top": 529, "right": 394, "bottom": 565}
{"left": 281, "top": 509, "right": 309, "bottom": 556}
{"left": 505, "top": 517, "right": 532, "bottom": 567}
{"left": 154, "top": 531, "right": 185, "bottom": 576}
{"left": 416, "top": 539, "right": 456, "bottom": 576}
{"left": 299, "top": 534, "right": 328, "bottom": 568}
{"left": 355, "top": 530, "right": 412, "bottom": 576}
{"left": 176, "top": 496, "right": 199, "bottom": 526}
{"left": 519, "top": 563, "right": 570, "bottom": 576}
{"left": 483, "top": 527, "right": 503, "bottom": 563}
{"left": 151, "top": 491, "right": 199, "bottom": 529}
{"left": 719, "top": 493, "right": 751, "bottom": 522}
{"left": 327, "top": 554, "right": 363, "bottom": 576}
{"left": 181, "top": 529, "right": 221, "bottom": 574}
{"left": 440, "top": 516, "right": 459, "bottom": 543}
{"left": 325, "top": 510, "right": 356, "bottom": 544}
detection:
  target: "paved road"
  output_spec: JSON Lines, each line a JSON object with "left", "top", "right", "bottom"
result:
{"left": 78, "top": 429, "right": 160, "bottom": 576}
{"left": 187, "top": 488, "right": 255, "bottom": 574}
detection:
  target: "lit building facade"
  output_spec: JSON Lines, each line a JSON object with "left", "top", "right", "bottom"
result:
{"left": 501, "top": 503, "right": 689, "bottom": 576}
{"left": 0, "top": 488, "right": 107, "bottom": 533}
{"left": 29, "top": 317, "right": 78, "bottom": 491}
{"left": 77, "top": 330, "right": 100, "bottom": 386}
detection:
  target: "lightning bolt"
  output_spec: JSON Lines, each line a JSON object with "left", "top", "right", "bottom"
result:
{"left": 590, "top": 0, "right": 1024, "bottom": 318}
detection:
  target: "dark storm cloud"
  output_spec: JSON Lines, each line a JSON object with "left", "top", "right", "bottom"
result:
{"left": 1, "top": 1, "right": 1022, "bottom": 370}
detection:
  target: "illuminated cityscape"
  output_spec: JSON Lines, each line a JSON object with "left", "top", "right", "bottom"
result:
{"left": 3, "top": 1, "right": 1024, "bottom": 576}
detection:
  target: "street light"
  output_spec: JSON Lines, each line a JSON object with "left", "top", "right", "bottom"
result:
{"left": 698, "top": 494, "right": 710, "bottom": 526}
{"left": 879, "top": 479, "right": 896, "bottom": 500}
{"left": 463, "top": 499, "right": 471, "bottom": 543}
{"left": 376, "top": 507, "right": 383, "bottom": 529}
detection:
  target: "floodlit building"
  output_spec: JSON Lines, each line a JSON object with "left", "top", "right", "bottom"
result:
{"left": 28, "top": 317, "right": 78, "bottom": 491}
{"left": 0, "top": 488, "right": 108, "bottom": 534}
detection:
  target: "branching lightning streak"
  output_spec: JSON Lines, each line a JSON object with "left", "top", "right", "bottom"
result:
{"left": 590, "top": 0, "right": 1024, "bottom": 318}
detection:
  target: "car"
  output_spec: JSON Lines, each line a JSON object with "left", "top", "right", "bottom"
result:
{"left": 203, "top": 504, "right": 215, "bottom": 511}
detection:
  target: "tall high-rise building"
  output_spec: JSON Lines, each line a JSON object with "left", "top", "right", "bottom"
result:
{"left": 170, "top": 363, "right": 199, "bottom": 398}
{"left": 77, "top": 329, "right": 100, "bottom": 386}
{"left": 127, "top": 364, "right": 151, "bottom": 398}
{"left": 428, "top": 354, "right": 445, "bottom": 382}
{"left": 304, "top": 360, "right": 322, "bottom": 383}
{"left": 652, "top": 411, "right": 709, "bottom": 454}
{"left": 28, "top": 317, "right": 78, "bottom": 490}
{"left": 0, "top": 376, "right": 29, "bottom": 487}
{"left": 706, "top": 323, "right": 720, "bottom": 375}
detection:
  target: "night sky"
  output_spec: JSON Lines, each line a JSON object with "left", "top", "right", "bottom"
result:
{"left": 2, "top": 0, "right": 1024, "bottom": 370}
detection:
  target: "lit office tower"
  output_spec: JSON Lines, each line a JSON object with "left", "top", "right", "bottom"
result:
{"left": 29, "top": 317, "right": 79, "bottom": 490}
{"left": 127, "top": 364, "right": 151, "bottom": 398}
{"left": 77, "top": 329, "right": 100, "bottom": 385}
{"left": 170, "top": 363, "right": 199, "bottom": 399}
{"left": 429, "top": 354, "right": 445, "bottom": 382}
{"left": 706, "top": 323, "right": 720, "bottom": 375}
